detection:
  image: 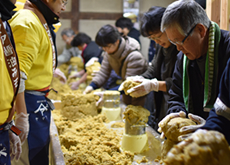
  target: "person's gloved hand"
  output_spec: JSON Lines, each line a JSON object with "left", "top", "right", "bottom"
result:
{"left": 94, "top": 91, "right": 105, "bottom": 108}
{"left": 53, "top": 68, "right": 67, "bottom": 84}
{"left": 9, "top": 130, "right": 22, "bottom": 161}
{"left": 69, "top": 81, "right": 81, "bottom": 90}
{"left": 118, "top": 81, "right": 125, "bottom": 92}
{"left": 15, "top": 112, "right": 29, "bottom": 144}
{"left": 127, "top": 75, "right": 145, "bottom": 81}
{"left": 178, "top": 113, "right": 206, "bottom": 141}
{"left": 85, "top": 57, "right": 99, "bottom": 67}
{"left": 127, "top": 78, "right": 159, "bottom": 97}
{"left": 158, "top": 111, "right": 186, "bottom": 139}
{"left": 118, "top": 75, "right": 144, "bottom": 91}
{"left": 67, "top": 65, "right": 72, "bottom": 74}
{"left": 69, "top": 72, "right": 81, "bottom": 79}
{"left": 83, "top": 86, "right": 94, "bottom": 94}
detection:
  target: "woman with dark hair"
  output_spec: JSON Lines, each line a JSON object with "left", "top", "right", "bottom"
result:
{"left": 115, "top": 17, "right": 141, "bottom": 45}
{"left": 84, "top": 24, "right": 148, "bottom": 106}
{"left": 71, "top": 32, "right": 102, "bottom": 64}
{"left": 69, "top": 32, "right": 103, "bottom": 90}
{"left": 122, "top": 6, "right": 179, "bottom": 130}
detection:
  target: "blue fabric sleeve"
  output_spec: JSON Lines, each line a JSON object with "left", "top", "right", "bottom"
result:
{"left": 108, "top": 85, "right": 120, "bottom": 91}
{"left": 89, "top": 82, "right": 99, "bottom": 90}
{"left": 201, "top": 108, "right": 230, "bottom": 144}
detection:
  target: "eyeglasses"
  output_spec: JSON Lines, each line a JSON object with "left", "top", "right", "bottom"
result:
{"left": 169, "top": 25, "right": 196, "bottom": 46}
{"left": 62, "top": 0, "right": 68, "bottom": 6}
{"left": 148, "top": 32, "right": 163, "bottom": 41}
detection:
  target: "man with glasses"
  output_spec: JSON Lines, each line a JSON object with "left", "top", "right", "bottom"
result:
{"left": 157, "top": 0, "right": 230, "bottom": 143}
{"left": 57, "top": 28, "right": 82, "bottom": 66}
{"left": 9, "top": 0, "right": 66, "bottom": 164}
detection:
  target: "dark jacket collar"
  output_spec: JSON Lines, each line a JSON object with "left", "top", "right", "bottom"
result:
{"left": 28, "top": 0, "right": 59, "bottom": 25}
{"left": 0, "top": 0, "right": 16, "bottom": 21}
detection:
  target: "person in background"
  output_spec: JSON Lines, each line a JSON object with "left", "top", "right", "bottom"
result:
{"left": 69, "top": 32, "right": 103, "bottom": 90}
{"left": 115, "top": 17, "right": 141, "bottom": 46}
{"left": 0, "top": 0, "right": 26, "bottom": 164}
{"left": 195, "top": 0, "right": 206, "bottom": 9}
{"left": 157, "top": 0, "right": 230, "bottom": 141}
{"left": 122, "top": 6, "right": 179, "bottom": 130}
{"left": 84, "top": 24, "right": 148, "bottom": 106}
{"left": 57, "top": 28, "right": 82, "bottom": 66}
{"left": 9, "top": 0, "right": 66, "bottom": 164}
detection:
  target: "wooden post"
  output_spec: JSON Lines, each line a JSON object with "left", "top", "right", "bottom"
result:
{"left": 206, "top": 0, "right": 229, "bottom": 30}
{"left": 220, "top": 0, "right": 228, "bottom": 30}
{"left": 206, "top": 0, "right": 221, "bottom": 26}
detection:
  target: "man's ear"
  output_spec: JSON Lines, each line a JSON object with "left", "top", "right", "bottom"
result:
{"left": 196, "top": 23, "right": 207, "bottom": 38}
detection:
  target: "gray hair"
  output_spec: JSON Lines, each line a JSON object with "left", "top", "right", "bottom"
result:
{"left": 61, "top": 28, "right": 75, "bottom": 37}
{"left": 161, "top": 0, "right": 210, "bottom": 36}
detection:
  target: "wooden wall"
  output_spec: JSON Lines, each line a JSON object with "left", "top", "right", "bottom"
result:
{"left": 56, "top": 0, "right": 176, "bottom": 59}
{"left": 206, "top": 0, "right": 229, "bottom": 30}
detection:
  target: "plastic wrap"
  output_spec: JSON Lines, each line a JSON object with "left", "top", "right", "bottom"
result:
{"left": 49, "top": 115, "right": 65, "bottom": 165}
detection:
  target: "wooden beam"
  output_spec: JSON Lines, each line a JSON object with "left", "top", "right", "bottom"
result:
{"left": 60, "top": 12, "right": 123, "bottom": 20}
{"left": 59, "top": 0, "right": 123, "bottom": 32}
{"left": 79, "top": 12, "right": 123, "bottom": 20}
{"left": 60, "top": 11, "right": 123, "bottom": 31}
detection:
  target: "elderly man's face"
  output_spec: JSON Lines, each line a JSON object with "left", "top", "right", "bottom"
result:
{"left": 62, "top": 34, "right": 74, "bottom": 46}
{"left": 165, "top": 26, "right": 203, "bottom": 60}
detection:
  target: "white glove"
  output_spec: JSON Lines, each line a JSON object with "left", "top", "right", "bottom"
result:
{"left": 94, "top": 91, "right": 105, "bottom": 108}
{"left": 118, "top": 75, "right": 144, "bottom": 91}
{"left": 127, "top": 78, "right": 159, "bottom": 97}
{"left": 126, "top": 75, "right": 145, "bottom": 81}
{"left": 15, "top": 112, "right": 29, "bottom": 144}
{"left": 53, "top": 68, "right": 67, "bottom": 84}
{"left": 158, "top": 111, "right": 186, "bottom": 139}
{"left": 69, "top": 81, "right": 81, "bottom": 90}
{"left": 83, "top": 86, "right": 94, "bottom": 94}
{"left": 69, "top": 72, "right": 81, "bottom": 79}
{"left": 85, "top": 57, "right": 99, "bottom": 67}
{"left": 178, "top": 113, "right": 206, "bottom": 141}
{"left": 9, "top": 130, "right": 22, "bottom": 161}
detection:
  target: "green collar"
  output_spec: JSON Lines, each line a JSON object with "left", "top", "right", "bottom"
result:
{"left": 183, "top": 22, "right": 221, "bottom": 111}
